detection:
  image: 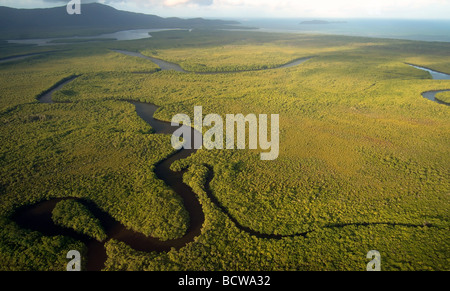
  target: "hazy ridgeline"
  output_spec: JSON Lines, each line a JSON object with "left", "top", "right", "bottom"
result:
{"left": 0, "top": 29, "right": 449, "bottom": 271}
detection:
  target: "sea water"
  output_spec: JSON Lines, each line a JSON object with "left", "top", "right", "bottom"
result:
{"left": 233, "top": 18, "right": 450, "bottom": 43}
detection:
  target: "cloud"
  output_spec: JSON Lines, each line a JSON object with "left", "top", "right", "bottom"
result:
{"left": 40, "top": 0, "right": 211, "bottom": 6}
{"left": 163, "top": 0, "right": 213, "bottom": 7}
{"left": 88, "top": 0, "right": 213, "bottom": 8}
{"left": 42, "top": 0, "right": 98, "bottom": 3}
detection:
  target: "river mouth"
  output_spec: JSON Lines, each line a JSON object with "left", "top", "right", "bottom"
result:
{"left": 7, "top": 29, "right": 184, "bottom": 46}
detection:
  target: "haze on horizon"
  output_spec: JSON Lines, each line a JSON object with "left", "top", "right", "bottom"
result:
{"left": 1, "top": 0, "right": 450, "bottom": 20}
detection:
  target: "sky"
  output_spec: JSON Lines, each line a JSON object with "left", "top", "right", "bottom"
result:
{"left": 1, "top": 0, "right": 450, "bottom": 19}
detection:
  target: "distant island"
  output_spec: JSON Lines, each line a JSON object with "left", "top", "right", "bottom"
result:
{"left": 300, "top": 20, "right": 347, "bottom": 25}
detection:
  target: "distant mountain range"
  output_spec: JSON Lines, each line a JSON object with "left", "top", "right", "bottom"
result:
{"left": 0, "top": 3, "right": 240, "bottom": 39}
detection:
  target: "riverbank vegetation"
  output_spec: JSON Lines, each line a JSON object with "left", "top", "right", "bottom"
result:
{"left": 52, "top": 200, "right": 107, "bottom": 242}
{"left": 0, "top": 30, "right": 448, "bottom": 271}
{"left": 0, "top": 216, "right": 86, "bottom": 271}
{"left": 436, "top": 91, "right": 450, "bottom": 103}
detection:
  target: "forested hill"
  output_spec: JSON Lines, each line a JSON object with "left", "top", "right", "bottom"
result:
{"left": 0, "top": 3, "right": 240, "bottom": 39}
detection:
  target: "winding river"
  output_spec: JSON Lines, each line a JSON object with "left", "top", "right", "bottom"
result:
{"left": 11, "top": 50, "right": 315, "bottom": 271}
{"left": 10, "top": 53, "right": 448, "bottom": 271}
{"left": 14, "top": 84, "right": 207, "bottom": 270}
{"left": 407, "top": 63, "right": 450, "bottom": 105}
{"left": 111, "top": 49, "right": 313, "bottom": 73}
{"left": 14, "top": 105, "right": 204, "bottom": 271}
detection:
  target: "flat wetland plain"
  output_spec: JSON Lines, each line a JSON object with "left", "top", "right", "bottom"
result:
{"left": 0, "top": 30, "right": 448, "bottom": 271}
